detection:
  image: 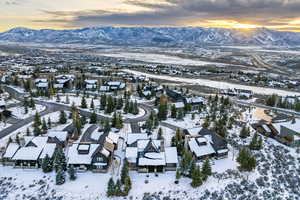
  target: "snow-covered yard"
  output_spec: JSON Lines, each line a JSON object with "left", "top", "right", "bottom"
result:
{"left": 10, "top": 105, "right": 46, "bottom": 119}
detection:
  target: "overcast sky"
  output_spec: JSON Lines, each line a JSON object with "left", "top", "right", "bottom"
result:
{"left": 1, "top": 0, "right": 300, "bottom": 32}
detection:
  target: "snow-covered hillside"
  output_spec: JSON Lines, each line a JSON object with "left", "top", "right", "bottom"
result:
{"left": 1, "top": 27, "right": 300, "bottom": 46}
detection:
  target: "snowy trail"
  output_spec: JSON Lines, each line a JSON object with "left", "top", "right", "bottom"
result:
{"left": 123, "top": 69, "right": 300, "bottom": 96}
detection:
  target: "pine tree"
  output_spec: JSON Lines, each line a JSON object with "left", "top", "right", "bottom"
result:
{"left": 47, "top": 117, "right": 52, "bottom": 128}
{"left": 115, "top": 179, "right": 122, "bottom": 196}
{"left": 104, "top": 119, "right": 111, "bottom": 134}
{"left": 121, "top": 159, "right": 129, "bottom": 184}
{"left": 42, "top": 154, "right": 53, "bottom": 173}
{"left": 236, "top": 148, "right": 256, "bottom": 171}
{"left": 132, "top": 101, "right": 139, "bottom": 115}
{"left": 42, "top": 118, "right": 48, "bottom": 134}
{"left": 157, "top": 127, "right": 163, "bottom": 140}
{"left": 202, "top": 159, "right": 212, "bottom": 180}
{"left": 107, "top": 177, "right": 115, "bottom": 197}
{"left": 171, "top": 104, "right": 177, "bottom": 118}
{"left": 33, "top": 112, "right": 41, "bottom": 127}
{"left": 33, "top": 124, "right": 42, "bottom": 136}
{"left": 81, "top": 96, "right": 87, "bottom": 108}
{"left": 26, "top": 127, "right": 31, "bottom": 136}
{"left": 68, "top": 165, "right": 77, "bottom": 180}
{"left": 239, "top": 125, "right": 250, "bottom": 138}
{"left": 177, "top": 109, "right": 184, "bottom": 120}
{"left": 30, "top": 98, "right": 35, "bottom": 108}
{"left": 100, "top": 94, "right": 107, "bottom": 110}
{"left": 180, "top": 150, "right": 193, "bottom": 175}
{"left": 59, "top": 110, "right": 67, "bottom": 124}
{"left": 56, "top": 167, "right": 65, "bottom": 185}
{"left": 90, "top": 111, "right": 97, "bottom": 124}
{"left": 191, "top": 166, "right": 203, "bottom": 187}
{"left": 158, "top": 103, "right": 168, "bottom": 121}
{"left": 123, "top": 176, "right": 132, "bottom": 196}
{"left": 90, "top": 99, "right": 95, "bottom": 110}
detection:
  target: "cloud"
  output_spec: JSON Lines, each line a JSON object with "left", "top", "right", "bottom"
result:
{"left": 34, "top": 0, "right": 300, "bottom": 31}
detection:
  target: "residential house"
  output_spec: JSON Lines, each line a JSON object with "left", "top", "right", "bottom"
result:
{"left": 2, "top": 142, "right": 20, "bottom": 166}
{"left": 12, "top": 136, "right": 48, "bottom": 168}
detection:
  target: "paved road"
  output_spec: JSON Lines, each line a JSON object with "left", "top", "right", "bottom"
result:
{"left": 236, "top": 100, "right": 300, "bottom": 117}
{"left": 80, "top": 124, "right": 98, "bottom": 143}
{"left": 1, "top": 85, "right": 154, "bottom": 140}
{"left": 0, "top": 103, "right": 59, "bottom": 140}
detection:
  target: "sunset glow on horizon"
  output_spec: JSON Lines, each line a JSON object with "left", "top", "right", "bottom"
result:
{"left": 1, "top": 0, "right": 300, "bottom": 32}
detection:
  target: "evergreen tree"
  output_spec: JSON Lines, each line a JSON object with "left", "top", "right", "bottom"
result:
{"left": 100, "top": 94, "right": 107, "bottom": 110}
{"left": 81, "top": 96, "right": 87, "bottom": 108}
{"left": 105, "top": 96, "right": 114, "bottom": 114}
{"left": 30, "top": 98, "right": 35, "bottom": 109}
{"left": 42, "top": 154, "right": 53, "bottom": 173}
{"left": 121, "top": 159, "right": 129, "bottom": 184}
{"left": 132, "top": 101, "right": 139, "bottom": 115}
{"left": 180, "top": 150, "right": 193, "bottom": 175}
{"left": 158, "top": 103, "right": 168, "bottom": 121}
{"left": 56, "top": 167, "right": 66, "bottom": 185}
{"left": 249, "top": 133, "right": 263, "bottom": 150}
{"left": 236, "top": 148, "right": 256, "bottom": 171}
{"left": 66, "top": 95, "right": 70, "bottom": 104}
{"left": 123, "top": 176, "right": 132, "bottom": 196}
{"left": 157, "top": 127, "right": 163, "bottom": 140}
{"left": 59, "top": 110, "right": 67, "bottom": 124}
{"left": 171, "top": 104, "right": 177, "bottom": 118}
{"left": 26, "top": 127, "right": 31, "bottom": 136}
{"left": 68, "top": 165, "right": 77, "bottom": 180}
{"left": 47, "top": 117, "right": 52, "bottom": 128}
{"left": 90, "top": 111, "right": 97, "bottom": 124}
{"left": 42, "top": 118, "right": 48, "bottom": 134}
{"left": 202, "top": 159, "right": 212, "bottom": 180}
{"left": 107, "top": 177, "right": 115, "bottom": 197}
{"left": 177, "top": 109, "right": 184, "bottom": 120}
{"left": 115, "top": 179, "right": 122, "bottom": 196}
{"left": 90, "top": 99, "right": 95, "bottom": 110}
{"left": 104, "top": 119, "right": 111, "bottom": 134}
{"left": 239, "top": 125, "right": 250, "bottom": 138}
{"left": 33, "top": 112, "right": 41, "bottom": 127}
{"left": 191, "top": 166, "right": 203, "bottom": 187}
{"left": 33, "top": 124, "right": 42, "bottom": 136}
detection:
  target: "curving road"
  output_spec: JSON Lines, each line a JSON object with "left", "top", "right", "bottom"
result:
{"left": 0, "top": 85, "right": 153, "bottom": 140}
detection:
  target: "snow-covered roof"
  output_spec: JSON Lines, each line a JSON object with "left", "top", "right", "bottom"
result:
{"left": 53, "top": 84, "right": 64, "bottom": 89}
{"left": 185, "top": 97, "right": 204, "bottom": 104}
{"left": 165, "top": 147, "right": 178, "bottom": 164}
{"left": 273, "top": 119, "right": 300, "bottom": 135}
{"left": 3, "top": 143, "right": 20, "bottom": 159}
{"left": 68, "top": 143, "right": 99, "bottom": 165}
{"left": 40, "top": 143, "right": 56, "bottom": 159}
{"left": 185, "top": 127, "right": 202, "bottom": 136}
{"left": 36, "top": 82, "right": 48, "bottom": 88}
{"left": 139, "top": 152, "right": 166, "bottom": 166}
{"left": 56, "top": 79, "right": 69, "bottom": 84}
{"left": 85, "top": 80, "right": 98, "bottom": 84}
{"left": 137, "top": 139, "right": 160, "bottom": 151}
{"left": 125, "top": 147, "right": 138, "bottom": 163}
{"left": 12, "top": 145, "right": 45, "bottom": 161}
{"left": 101, "top": 148, "right": 110, "bottom": 157}
{"left": 78, "top": 144, "right": 90, "bottom": 151}
{"left": 107, "top": 81, "right": 121, "bottom": 86}
{"left": 188, "top": 138, "right": 215, "bottom": 158}
{"left": 99, "top": 86, "right": 110, "bottom": 92}
{"left": 86, "top": 84, "right": 97, "bottom": 89}
{"left": 172, "top": 102, "right": 185, "bottom": 109}
{"left": 127, "top": 133, "right": 148, "bottom": 146}
{"left": 35, "top": 78, "right": 47, "bottom": 83}
{"left": 262, "top": 124, "right": 271, "bottom": 133}
{"left": 107, "top": 132, "right": 119, "bottom": 144}
{"left": 48, "top": 131, "right": 68, "bottom": 142}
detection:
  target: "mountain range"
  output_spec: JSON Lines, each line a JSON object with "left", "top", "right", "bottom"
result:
{"left": 1, "top": 26, "right": 300, "bottom": 47}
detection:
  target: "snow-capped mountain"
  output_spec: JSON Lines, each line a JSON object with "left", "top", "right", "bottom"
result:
{"left": 1, "top": 26, "right": 300, "bottom": 46}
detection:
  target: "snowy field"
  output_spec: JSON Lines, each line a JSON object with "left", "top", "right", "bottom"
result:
{"left": 99, "top": 52, "right": 230, "bottom": 66}
{"left": 123, "top": 69, "right": 300, "bottom": 96}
